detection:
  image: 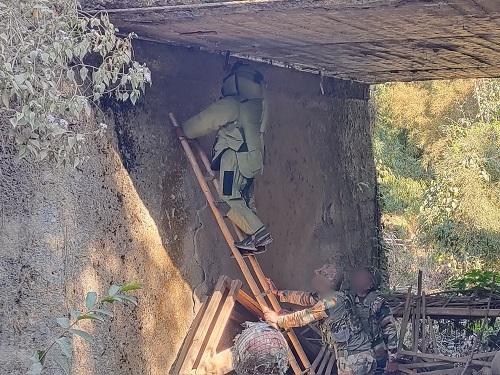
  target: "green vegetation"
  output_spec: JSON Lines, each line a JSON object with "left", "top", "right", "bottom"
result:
{"left": 0, "top": 0, "right": 151, "bottom": 165}
{"left": 29, "top": 282, "right": 142, "bottom": 375}
{"left": 373, "top": 79, "right": 500, "bottom": 289}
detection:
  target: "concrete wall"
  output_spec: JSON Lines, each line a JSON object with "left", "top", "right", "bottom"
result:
{"left": 0, "top": 41, "right": 379, "bottom": 374}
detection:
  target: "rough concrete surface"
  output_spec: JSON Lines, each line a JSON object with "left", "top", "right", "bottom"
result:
{"left": 0, "top": 41, "right": 379, "bottom": 374}
{"left": 83, "top": 0, "right": 500, "bottom": 83}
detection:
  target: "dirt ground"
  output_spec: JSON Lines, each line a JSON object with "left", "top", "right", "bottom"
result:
{"left": 0, "top": 42, "right": 379, "bottom": 374}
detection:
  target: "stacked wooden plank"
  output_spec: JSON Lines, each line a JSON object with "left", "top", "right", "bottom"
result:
{"left": 395, "top": 271, "right": 498, "bottom": 374}
{"left": 385, "top": 289, "right": 500, "bottom": 319}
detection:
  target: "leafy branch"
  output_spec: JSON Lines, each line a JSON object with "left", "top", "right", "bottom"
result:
{"left": 0, "top": 0, "right": 152, "bottom": 165}
{"left": 28, "top": 281, "right": 142, "bottom": 375}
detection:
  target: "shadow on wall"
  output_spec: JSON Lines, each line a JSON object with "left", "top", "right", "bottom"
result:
{"left": 0, "top": 113, "right": 193, "bottom": 375}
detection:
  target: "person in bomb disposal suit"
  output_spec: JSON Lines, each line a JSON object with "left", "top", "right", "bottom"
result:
{"left": 182, "top": 63, "right": 272, "bottom": 255}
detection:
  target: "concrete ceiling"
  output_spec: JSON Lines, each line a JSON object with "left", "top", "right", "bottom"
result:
{"left": 86, "top": 0, "right": 500, "bottom": 83}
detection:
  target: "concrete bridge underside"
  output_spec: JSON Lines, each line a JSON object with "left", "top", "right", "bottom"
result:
{"left": 86, "top": 0, "right": 500, "bottom": 83}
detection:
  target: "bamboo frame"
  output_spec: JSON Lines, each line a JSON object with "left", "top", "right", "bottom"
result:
{"left": 169, "top": 113, "right": 310, "bottom": 374}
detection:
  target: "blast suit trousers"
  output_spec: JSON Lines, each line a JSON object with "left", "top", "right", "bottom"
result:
{"left": 218, "top": 149, "right": 264, "bottom": 235}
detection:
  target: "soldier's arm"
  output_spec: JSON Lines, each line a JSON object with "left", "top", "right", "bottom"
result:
{"left": 377, "top": 302, "right": 398, "bottom": 353}
{"left": 182, "top": 98, "right": 239, "bottom": 139}
{"left": 277, "top": 290, "right": 319, "bottom": 307}
{"left": 276, "top": 297, "right": 337, "bottom": 330}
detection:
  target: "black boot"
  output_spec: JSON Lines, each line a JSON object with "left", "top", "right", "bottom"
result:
{"left": 254, "top": 227, "right": 273, "bottom": 248}
{"left": 230, "top": 246, "right": 267, "bottom": 258}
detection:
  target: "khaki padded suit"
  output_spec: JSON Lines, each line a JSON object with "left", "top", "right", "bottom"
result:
{"left": 182, "top": 95, "right": 266, "bottom": 235}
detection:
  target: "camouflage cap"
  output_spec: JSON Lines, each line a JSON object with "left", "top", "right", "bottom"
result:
{"left": 314, "top": 264, "right": 340, "bottom": 286}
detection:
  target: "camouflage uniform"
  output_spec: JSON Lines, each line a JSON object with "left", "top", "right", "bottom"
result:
{"left": 353, "top": 291, "right": 398, "bottom": 373}
{"left": 275, "top": 290, "right": 376, "bottom": 375}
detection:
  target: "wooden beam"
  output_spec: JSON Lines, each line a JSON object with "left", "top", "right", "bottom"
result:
{"left": 179, "top": 276, "right": 229, "bottom": 374}
{"left": 310, "top": 345, "right": 327, "bottom": 373}
{"left": 317, "top": 350, "right": 331, "bottom": 374}
{"left": 399, "top": 351, "right": 492, "bottom": 367}
{"left": 398, "top": 287, "right": 413, "bottom": 351}
{"left": 235, "top": 289, "right": 263, "bottom": 318}
{"left": 394, "top": 307, "right": 500, "bottom": 318}
{"left": 172, "top": 295, "right": 209, "bottom": 375}
{"left": 199, "top": 279, "right": 242, "bottom": 372}
{"left": 325, "top": 353, "right": 336, "bottom": 375}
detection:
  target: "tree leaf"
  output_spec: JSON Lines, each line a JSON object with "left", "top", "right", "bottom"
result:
{"left": 70, "top": 329, "right": 93, "bottom": 343}
{"left": 116, "top": 295, "right": 138, "bottom": 306}
{"left": 27, "top": 362, "right": 43, "bottom": 375}
{"left": 94, "top": 308, "right": 113, "bottom": 318}
{"left": 1, "top": 90, "right": 9, "bottom": 108}
{"left": 56, "top": 317, "right": 71, "bottom": 329}
{"left": 85, "top": 291, "right": 97, "bottom": 309}
{"left": 66, "top": 69, "right": 75, "bottom": 82}
{"left": 56, "top": 337, "right": 72, "bottom": 359}
{"left": 14, "top": 73, "right": 26, "bottom": 85}
{"left": 79, "top": 66, "right": 88, "bottom": 81}
{"left": 119, "top": 281, "right": 142, "bottom": 292}
{"left": 108, "top": 285, "right": 120, "bottom": 297}
{"left": 70, "top": 309, "right": 81, "bottom": 320}
{"left": 77, "top": 313, "right": 105, "bottom": 322}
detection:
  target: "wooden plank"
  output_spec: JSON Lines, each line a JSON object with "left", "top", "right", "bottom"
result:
{"left": 428, "top": 317, "right": 437, "bottom": 354}
{"left": 393, "top": 307, "right": 500, "bottom": 318}
{"left": 172, "top": 295, "right": 209, "bottom": 375}
{"left": 413, "top": 270, "right": 423, "bottom": 357}
{"left": 422, "top": 291, "right": 428, "bottom": 352}
{"left": 325, "top": 352, "right": 336, "bottom": 375}
{"left": 398, "top": 368, "right": 417, "bottom": 374}
{"left": 416, "top": 369, "right": 464, "bottom": 375}
{"left": 236, "top": 289, "right": 263, "bottom": 318}
{"left": 423, "top": 307, "right": 500, "bottom": 318}
{"left": 199, "top": 279, "right": 242, "bottom": 371}
{"left": 192, "top": 140, "right": 310, "bottom": 373}
{"left": 399, "top": 350, "right": 492, "bottom": 367}
{"left": 398, "top": 286, "right": 413, "bottom": 351}
{"left": 179, "top": 276, "right": 229, "bottom": 374}
{"left": 399, "top": 362, "right": 453, "bottom": 369}
{"left": 317, "top": 350, "right": 331, "bottom": 374}
{"left": 310, "top": 346, "right": 327, "bottom": 373}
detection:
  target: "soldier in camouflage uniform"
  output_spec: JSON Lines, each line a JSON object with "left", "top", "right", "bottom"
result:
{"left": 182, "top": 63, "right": 272, "bottom": 255}
{"left": 264, "top": 264, "right": 376, "bottom": 375}
{"left": 351, "top": 267, "right": 398, "bottom": 374}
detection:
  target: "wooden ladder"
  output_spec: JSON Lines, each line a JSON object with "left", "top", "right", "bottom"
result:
{"left": 169, "top": 113, "right": 312, "bottom": 374}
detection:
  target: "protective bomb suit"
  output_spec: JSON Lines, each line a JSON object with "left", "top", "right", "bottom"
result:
{"left": 182, "top": 64, "right": 272, "bottom": 253}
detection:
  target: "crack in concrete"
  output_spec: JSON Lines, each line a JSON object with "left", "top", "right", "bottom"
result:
{"left": 191, "top": 200, "right": 208, "bottom": 314}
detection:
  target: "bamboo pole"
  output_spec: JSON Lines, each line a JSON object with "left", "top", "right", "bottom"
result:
{"left": 169, "top": 113, "right": 304, "bottom": 374}
{"left": 192, "top": 140, "right": 312, "bottom": 371}
{"left": 422, "top": 291, "right": 428, "bottom": 352}
{"left": 398, "top": 286, "right": 413, "bottom": 351}
{"left": 413, "top": 270, "right": 423, "bottom": 358}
